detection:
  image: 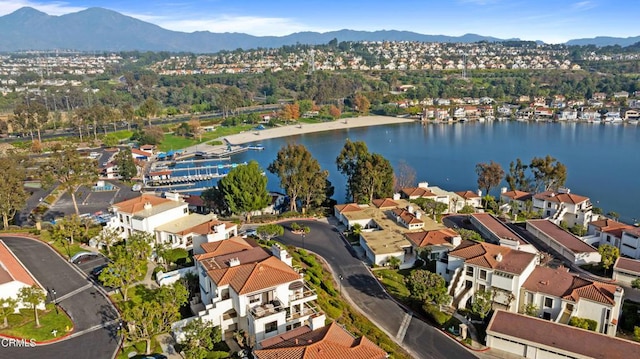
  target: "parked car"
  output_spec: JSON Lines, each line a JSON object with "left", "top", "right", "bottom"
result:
{"left": 91, "top": 264, "right": 108, "bottom": 278}
{"left": 73, "top": 253, "right": 99, "bottom": 265}
{"left": 132, "top": 184, "right": 142, "bottom": 192}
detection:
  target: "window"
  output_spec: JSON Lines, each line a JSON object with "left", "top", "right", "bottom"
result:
{"left": 547, "top": 203, "right": 551, "bottom": 208}
{"left": 183, "top": 207, "right": 188, "bottom": 214}
{"left": 265, "top": 321, "right": 278, "bottom": 333}
{"left": 544, "top": 297, "right": 553, "bottom": 308}
{"left": 478, "top": 284, "right": 486, "bottom": 292}
{"left": 249, "top": 294, "right": 260, "bottom": 304}
{"left": 466, "top": 266, "right": 474, "bottom": 276}
{"left": 606, "top": 235, "right": 611, "bottom": 243}
{"left": 480, "top": 270, "right": 487, "bottom": 280}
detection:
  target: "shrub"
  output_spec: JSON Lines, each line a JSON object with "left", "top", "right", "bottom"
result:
{"left": 632, "top": 278, "right": 640, "bottom": 289}
{"left": 568, "top": 317, "right": 597, "bottom": 331}
{"left": 423, "top": 303, "right": 451, "bottom": 326}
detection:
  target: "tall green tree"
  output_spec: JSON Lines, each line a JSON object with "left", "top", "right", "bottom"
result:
{"left": 268, "top": 143, "right": 328, "bottom": 212}
{"left": 50, "top": 214, "right": 85, "bottom": 246}
{"left": 217, "top": 160, "right": 269, "bottom": 222}
{"left": 0, "top": 297, "right": 18, "bottom": 328}
{"left": 505, "top": 158, "right": 532, "bottom": 191}
{"left": 120, "top": 283, "right": 188, "bottom": 355}
{"left": 256, "top": 224, "right": 284, "bottom": 241}
{"left": 114, "top": 148, "right": 137, "bottom": 180}
{"left": 0, "top": 154, "right": 28, "bottom": 229}
{"left": 201, "top": 186, "right": 229, "bottom": 216}
{"left": 471, "top": 289, "right": 494, "bottom": 319}
{"left": 355, "top": 153, "right": 394, "bottom": 204}
{"left": 404, "top": 270, "right": 450, "bottom": 305}
{"left": 95, "top": 227, "right": 121, "bottom": 256}
{"left": 138, "top": 98, "right": 160, "bottom": 125}
{"left": 99, "top": 245, "right": 146, "bottom": 301}
{"left": 42, "top": 146, "right": 99, "bottom": 215}
{"left": 598, "top": 244, "right": 620, "bottom": 275}
{"left": 18, "top": 286, "right": 46, "bottom": 328}
{"left": 12, "top": 100, "right": 48, "bottom": 143}
{"left": 336, "top": 139, "right": 369, "bottom": 202}
{"left": 181, "top": 318, "right": 222, "bottom": 359}
{"left": 476, "top": 161, "right": 505, "bottom": 204}
{"left": 530, "top": 155, "right": 567, "bottom": 192}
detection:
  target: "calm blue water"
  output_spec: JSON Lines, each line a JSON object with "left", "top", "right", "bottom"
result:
{"left": 183, "top": 121, "right": 640, "bottom": 224}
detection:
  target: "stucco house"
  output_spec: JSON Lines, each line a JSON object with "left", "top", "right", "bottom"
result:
{"left": 0, "top": 241, "right": 45, "bottom": 311}
{"left": 613, "top": 257, "right": 640, "bottom": 286}
{"left": 154, "top": 213, "right": 237, "bottom": 254}
{"left": 486, "top": 310, "right": 640, "bottom": 359}
{"left": 454, "top": 190, "right": 483, "bottom": 209}
{"left": 520, "top": 266, "right": 623, "bottom": 336}
{"left": 437, "top": 240, "right": 538, "bottom": 312}
{"left": 404, "top": 228, "right": 461, "bottom": 261}
{"left": 107, "top": 193, "right": 189, "bottom": 239}
{"left": 532, "top": 188, "right": 595, "bottom": 227}
{"left": 470, "top": 213, "right": 537, "bottom": 254}
{"left": 173, "top": 238, "right": 325, "bottom": 346}
{"left": 526, "top": 220, "right": 601, "bottom": 265}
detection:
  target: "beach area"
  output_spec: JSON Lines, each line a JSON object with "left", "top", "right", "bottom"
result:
{"left": 222, "top": 115, "right": 415, "bottom": 145}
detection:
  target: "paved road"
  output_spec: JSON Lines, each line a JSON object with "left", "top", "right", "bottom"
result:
{"left": 275, "top": 220, "right": 476, "bottom": 359}
{"left": 0, "top": 236, "right": 120, "bottom": 359}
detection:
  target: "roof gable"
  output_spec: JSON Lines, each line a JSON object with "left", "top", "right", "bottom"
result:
{"left": 371, "top": 198, "right": 399, "bottom": 208}
{"left": 405, "top": 229, "right": 458, "bottom": 247}
{"left": 112, "top": 194, "right": 174, "bottom": 214}
{"left": 254, "top": 322, "right": 387, "bottom": 359}
{"left": 0, "top": 240, "right": 38, "bottom": 287}
{"left": 523, "top": 266, "right": 618, "bottom": 305}
{"left": 449, "top": 240, "right": 536, "bottom": 274}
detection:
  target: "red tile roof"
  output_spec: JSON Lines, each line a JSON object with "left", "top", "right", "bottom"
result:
{"left": 501, "top": 190, "right": 532, "bottom": 201}
{"left": 533, "top": 191, "right": 589, "bottom": 204}
{"left": 405, "top": 229, "right": 458, "bottom": 247}
{"left": 487, "top": 310, "right": 640, "bottom": 359}
{"left": 471, "top": 213, "right": 528, "bottom": 244}
{"left": 131, "top": 148, "right": 152, "bottom": 157}
{"left": 112, "top": 194, "right": 173, "bottom": 214}
{"left": 195, "top": 236, "right": 255, "bottom": 260}
{"left": 401, "top": 187, "right": 436, "bottom": 198}
{"left": 334, "top": 203, "right": 363, "bottom": 213}
{"left": 589, "top": 219, "right": 633, "bottom": 238}
{"left": 448, "top": 240, "right": 536, "bottom": 275}
{"left": 455, "top": 191, "right": 480, "bottom": 199}
{"left": 391, "top": 208, "right": 423, "bottom": 225}
{"left": 614, "top": 257, "right": 640, "bottom": 275}
{"left": 523, "top": 266, "right": 619, "bottom": 305}
{"left": 371, "top": 198, "right": 399, "bottom": 208}
{"left": 206, "top": 256, "right": 301, "bottom": 295}
{"left": 184, "top": 195, "right": 205, "bottom": 207}
{"left": 254, "top": 322, "right": 387, "bottom": 359}
{"left": 527, "top": 219, "right": 597, "bottom": 254}
{"left": 0, "top": 240, "right": 38, "bottom": 287}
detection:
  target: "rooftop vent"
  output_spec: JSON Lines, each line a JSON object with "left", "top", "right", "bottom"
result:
{"left": 228, "top": 257, "right": 240, "bottom": 267}
{"left": 496, "top": 253, "right": 503, "bottom": 262}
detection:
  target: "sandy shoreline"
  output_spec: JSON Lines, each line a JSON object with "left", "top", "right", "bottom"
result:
{"left": 221, "top": 115, "right": 416, "bottom": 145}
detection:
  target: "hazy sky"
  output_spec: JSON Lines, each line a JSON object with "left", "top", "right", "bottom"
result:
{"left": 0, "top": 0, "right": 636, "bottom": 44}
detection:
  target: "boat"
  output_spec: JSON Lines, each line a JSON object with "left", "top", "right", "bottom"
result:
{"left": 247, "top": 144, "right": 265, "bottom": 151}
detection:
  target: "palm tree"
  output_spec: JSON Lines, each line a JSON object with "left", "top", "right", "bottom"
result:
{"left": 388, "top": 256, "right": 401, "bottom": 270}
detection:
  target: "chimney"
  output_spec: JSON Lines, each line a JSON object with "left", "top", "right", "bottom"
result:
{"left": 393, "top": 193, "right": 401, "bottom": 200}
{"left": 418, "top": 182, "right": 429, "bottom": 189}
{"left": 477, "top": 189, "right": 482, "bottom": 197}
{"left": 271, "top": 243, "right": 292, "bottom": 267}
{"left": 228, "top": 257, "right": 240, "bottom": 267}
{"left": 143, "top": 202, "right": 152, "bottom": 210}
{"left": 164, "top": 191, "right": 181, "bottom": 201}
{"left": 451, "top": 235, "right": 462, "bottom": 247}
{"left": 558, "top": 187, "right": 570, "bottom": 194}
{"left": 415, "top": 211, "right": 422, "bottom": 220}
{"left": 496, "top": 253, "right": 503, "bottom": 262}
{"left": 501, "top": 187, "right": 507, "bottom": 194}
{"left": 407, "top": 205, "right": 414, "bottom": 214}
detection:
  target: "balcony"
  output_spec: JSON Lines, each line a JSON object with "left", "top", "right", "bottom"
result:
{"left": 289, "top": 284, "right": 317, "bottom": 303}
{"left": 249, "top": 300, "right": 285, "bottom": 319}
{"left": 286, "top": 302, "right": 320, "bottom": 322}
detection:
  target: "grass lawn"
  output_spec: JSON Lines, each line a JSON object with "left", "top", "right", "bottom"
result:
{"left": 159, "top": 124, "right": 255, "bottom": 151}
{"left": 111, "top": 130, "right": 134, "bottom": 141}
{"left": 43, "top": 232, "right": 86, "bottom": 260}
{"left": 376, "top": 268, "right": 411, "bottom": 301}
{"left": 0, "top": 304, "right": 73, "bottom": 341}
{"left": 117, "top": 336, "right": 162, "bottom": 359}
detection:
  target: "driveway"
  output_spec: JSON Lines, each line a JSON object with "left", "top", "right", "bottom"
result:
{"left": 0, "top": 236, "right": 120, "bottom": 359}
{"left": 275, "top": 220, "right": 476, "bottom": 359}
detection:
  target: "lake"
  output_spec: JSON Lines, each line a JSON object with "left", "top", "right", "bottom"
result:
{"left": 223, "top": 121, "right": 639, "bottom": 223}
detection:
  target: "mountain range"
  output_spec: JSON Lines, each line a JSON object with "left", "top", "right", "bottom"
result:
{"left": 0, "top": 7, "right": 636, "bottom": 53}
